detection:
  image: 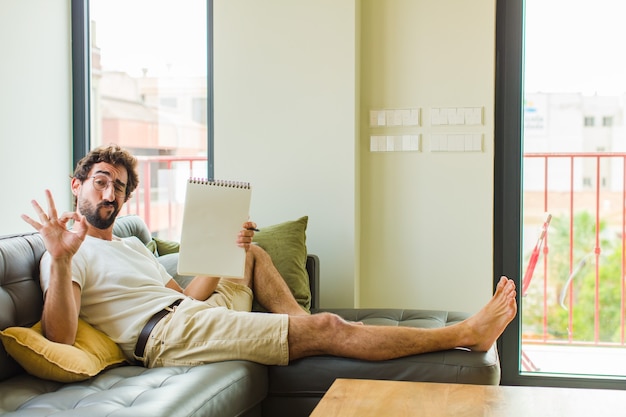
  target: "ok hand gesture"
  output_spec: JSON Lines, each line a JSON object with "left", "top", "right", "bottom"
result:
{"left": 21, "top": 190, "right": 88, "bottom": 261}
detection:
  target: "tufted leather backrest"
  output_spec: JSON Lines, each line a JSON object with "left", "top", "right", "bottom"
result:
{"left": 0, "top": 233, "right": 46, "bottom": 329}
{"left": 0, "top": 232, "right": 46, "bottom": 380}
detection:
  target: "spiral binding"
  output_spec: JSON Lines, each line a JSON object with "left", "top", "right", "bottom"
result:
{"left": 188, "top": 177, "right": 251, "bottom": 189}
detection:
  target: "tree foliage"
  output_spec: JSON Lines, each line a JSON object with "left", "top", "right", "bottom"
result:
{"left": 522, "top": 211, "right": 624, "bottom": 343}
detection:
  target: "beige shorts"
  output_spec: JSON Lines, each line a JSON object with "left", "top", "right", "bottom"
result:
{"left": 141, "top": 280, "right": 289, "bottom": 367}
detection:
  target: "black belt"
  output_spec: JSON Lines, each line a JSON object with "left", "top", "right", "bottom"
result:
{"left": 134, "top": 299, "right": 183, "bottom": 359}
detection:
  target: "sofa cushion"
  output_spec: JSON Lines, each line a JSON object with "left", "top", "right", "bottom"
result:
{"left": 252, "top": 216, "right": 310, "bottom": 313}
{"left": 0, "top": 361, "right": 267, "bottom": 417}
{"left": 0, "top": 319, "right": 127, "bottom": 383}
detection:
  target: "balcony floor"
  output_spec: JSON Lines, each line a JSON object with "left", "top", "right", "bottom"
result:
{"left": 522, "top": 343, "right": 626, "bottom": 377}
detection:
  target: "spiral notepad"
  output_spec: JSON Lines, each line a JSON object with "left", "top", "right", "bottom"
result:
{"left": 178, "top": 178, "right": 252, "bottom": 278}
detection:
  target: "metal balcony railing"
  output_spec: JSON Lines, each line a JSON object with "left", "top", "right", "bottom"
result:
{"left": 522, "top": 152, "right": 626, "bottom": 351}
{"left": 122, "top": 155, "right": 208, "bottom": 240}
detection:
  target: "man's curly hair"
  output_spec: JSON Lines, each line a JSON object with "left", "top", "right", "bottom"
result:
{"left": 73, "top": 144, "right": 139, "bottom": 203}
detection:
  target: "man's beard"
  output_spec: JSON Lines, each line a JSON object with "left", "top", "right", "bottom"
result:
{"left": 79, "top": 198, "right": 120, "bottom": 230}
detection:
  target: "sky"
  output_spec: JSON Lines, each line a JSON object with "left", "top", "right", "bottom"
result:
{"left": 90, "top": 0, "right": 207, "bottom": 78}
{"left": 91, "top": 0, "right": 626, "bottom": 94}
{"left": 524, "top": 0, "right": 626, "bottom": 95}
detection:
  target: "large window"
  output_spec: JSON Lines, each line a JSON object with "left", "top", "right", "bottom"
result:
{"left": 71, "top": 0, "right": 213, "bottom": 239}
{"left": 496, "top": 0, "right": 626, "bottom": 389}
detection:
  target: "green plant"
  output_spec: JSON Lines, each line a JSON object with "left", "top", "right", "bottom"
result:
{"left": 522, "top": 211, "right": 623, "bottom": 343}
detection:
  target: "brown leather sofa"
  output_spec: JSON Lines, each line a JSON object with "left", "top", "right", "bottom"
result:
{"left": 0, "top": 216, "right": 500, "bottom": 417}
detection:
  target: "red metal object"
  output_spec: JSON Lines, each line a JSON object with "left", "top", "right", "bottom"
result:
{"left": 523, "top": 152, "right": 626, "bottom": 353}
{"left": 522, "top": 213, "right": 552, "bottom": 296}
{"left": 122, "top": 155, "right": 207, "bottom": 239}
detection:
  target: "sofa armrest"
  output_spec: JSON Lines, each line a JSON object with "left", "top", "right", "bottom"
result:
{"left": 306, "top": 254, "right": 319, "bottom": 310}
{"left": 112, "top": 215, "right": 152, "bottom": 245}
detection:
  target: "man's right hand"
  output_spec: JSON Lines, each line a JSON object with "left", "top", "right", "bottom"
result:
{"left": 22, "top": 189, "right": 85, "bottom": 344}
{"left": 21, "top": 189, "right": 87, "bottom": 260}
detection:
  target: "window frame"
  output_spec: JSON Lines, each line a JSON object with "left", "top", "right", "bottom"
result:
{"left": 70, "top": 0, "right": 214, "bottom": 178}
{"left": 494, "top": 0, "right": 626, "bottom": 389}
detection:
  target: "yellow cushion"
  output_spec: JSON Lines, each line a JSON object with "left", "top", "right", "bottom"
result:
{"left": 0, "top": 319, "right": 127, "bottom": 382}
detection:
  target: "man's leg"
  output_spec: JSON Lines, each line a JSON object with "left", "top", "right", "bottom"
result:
{"left": 225, "top": 244, "right": 307, "bottom": 316}
{"left": 286, "top": 276, "right": 517, "bottom": 360}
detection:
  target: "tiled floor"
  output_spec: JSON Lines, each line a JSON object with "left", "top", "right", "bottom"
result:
{"left": 522, "top": 343, "right": 626, "bottom": 377}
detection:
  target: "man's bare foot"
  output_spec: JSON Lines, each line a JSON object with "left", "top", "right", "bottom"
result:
{"left": 463, "top": 276, "right": 517, "bottom": 351}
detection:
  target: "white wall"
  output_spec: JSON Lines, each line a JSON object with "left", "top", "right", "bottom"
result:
{"left": 215, "top": 0, "right": 496, "bottom": 312}
{"left": 0, "top": 0, "right": 72, "bottom": 235}
{"left": 359, "top": 0, "right": 496, "bottom": 312}
{"left": 214, "top": 0, "right": 359, "bottom": 307}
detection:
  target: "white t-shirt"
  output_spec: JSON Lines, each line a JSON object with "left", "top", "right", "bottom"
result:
{"left": 40, "top": 235, "right": 184, "bottom": 358}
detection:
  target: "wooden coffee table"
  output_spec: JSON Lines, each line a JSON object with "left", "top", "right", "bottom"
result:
{"left": 310, "top": 378, "right": 626, "bottom": 417}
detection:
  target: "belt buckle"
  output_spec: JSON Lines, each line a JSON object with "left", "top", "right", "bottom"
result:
{"left": 167, "top": 298, "right": 183, "bottom": 311}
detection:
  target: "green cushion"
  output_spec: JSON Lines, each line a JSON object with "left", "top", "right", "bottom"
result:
{"left": 252, "top": 216, "right": 311, "bottom": 313}
{"left": 146, "top": 237, "right": 180, "bottom": 257}
{"left": 146, "top": 239, "right": 159, "bottom": 256}
{"left": 154, "top": 237, "right": 180, "bottom": 255}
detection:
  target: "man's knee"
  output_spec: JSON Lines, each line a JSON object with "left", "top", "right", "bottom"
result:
{"left": 287, "top": 312, "right": 347, "bottom": 359}
{"left": 302, "top": 312, "right": 346, "bottom": 333}
{"left": 246, "top": 243, "right": 270, "bottom": 262}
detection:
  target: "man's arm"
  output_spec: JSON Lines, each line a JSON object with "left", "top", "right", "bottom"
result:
{"left": 41, "top": 275, "right": 82, "bottom": 345}
{"left": 166, "top": 276, "right": 220, "bottom": 301}
{"left": 22, "top": 189, "right": 87, "bottom": 345}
